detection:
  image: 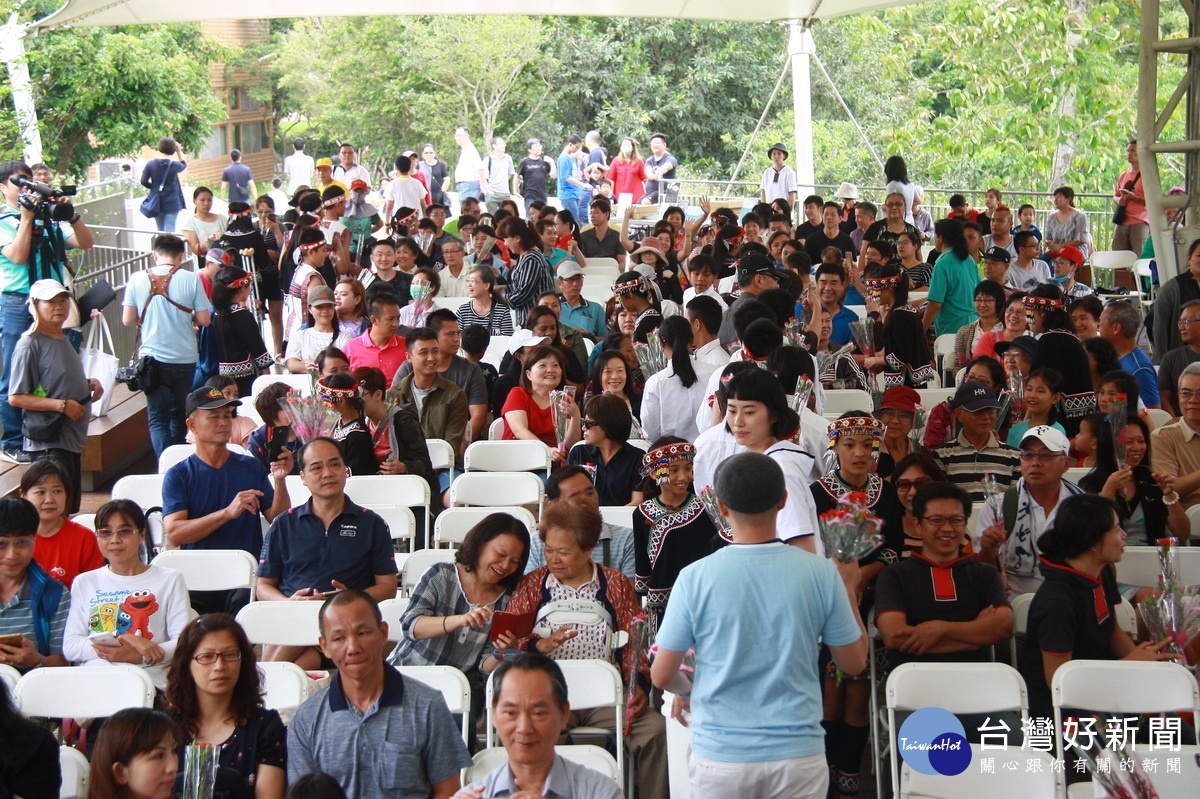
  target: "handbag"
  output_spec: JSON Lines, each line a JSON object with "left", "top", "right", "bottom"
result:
{"left": 1112, "top": 171, "right": 1140, "bottom": 225}
{"left": 80, "top": 315, "right": 119, "bottom": 418}
{"left": 22, "top": 410, "right": 64, "bottom": 442}
{"left": 139, "top": 162, "right": 169, "bottom": 219}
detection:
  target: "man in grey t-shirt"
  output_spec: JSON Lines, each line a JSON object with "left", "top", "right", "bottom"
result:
{"left": 391, "top": 310, "right": 488, "bottom": 444}
{"left": 9, "top": 280, "right": 103, "bottom": 512}
{"left": 481, "top": 137, "right": 515, "bottom": 215}
{"left": 288, "top": 591, "right": 471, "bottom": 799}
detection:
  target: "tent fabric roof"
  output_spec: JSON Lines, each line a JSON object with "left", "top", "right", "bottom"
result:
{"left": 30, "top": 0, "right": 911, "bottom": 32}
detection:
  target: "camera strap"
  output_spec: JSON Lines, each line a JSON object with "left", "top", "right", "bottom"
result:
{"left": 0, "top": 208, "right": 65, "bottom": 290}
{"left": 129, "top": 264, "right": 194, "bottom": 360}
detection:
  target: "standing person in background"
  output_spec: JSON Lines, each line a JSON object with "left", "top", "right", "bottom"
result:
{"left": 1112, "top": 140, "right": 1149, "bottom": 255}
{"left": 883, "top": 155, "right": 916, "bottom": 225}
{"left": 284, "top": 138, "right": 314, "bottom": 195}
{"left": 180, "top": 187, "right": 228, "bottom": 260}
{"left": 759, "top": 143, "right": 797, "bottom": 207}
{"left": 911, "top": 186, "right": 934, "bottom": 241}
{"left": 481, "top": 137, "right": 516, "bottom": 216}
{"left": 220, "top": 150, "right": 255, "bottom": 205}
{"left": 557, "top": 135, "right": 590, "bottom": 224}
{"left": 643, "top": 133, "right": 677, "bottom": 205}
{"left": 1042, "top": 186, "right": 1091, "bottom": 258}
{"left": 454, "top": 126, "right": 484, "bottom": 204}
{"left": 922, "top": 218, "right": 978, "bottom": 336}
{"left": 141, "top": 137, "right": 187, "bottom": 232}
{"left": 515, "top": 138, "right": 556, "bottom": 218}
{"left": 418, "top": 144, "right": 450, "bottom": 208}
{"left": 608, "top": 137, "right": 647, "bottom": 205}
{"left": 332, "top": 144, "right": 370, "bottom": 190}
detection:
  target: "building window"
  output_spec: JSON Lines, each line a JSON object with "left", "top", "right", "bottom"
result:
{"left": 237, "top": 88, "right": 263, "bottom": 112}
{"left": 228, "top": 89, "right": 239, "bottom": 110}
{"left": 238, "top": 122, "right": 264, "bottom": 153}
{"left": 198, "top": 126, "right": 227, "bottom": 160}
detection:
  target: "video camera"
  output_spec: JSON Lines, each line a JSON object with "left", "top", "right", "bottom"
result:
{"left": 13, "top": 176, "right": 78, "bottom": 221}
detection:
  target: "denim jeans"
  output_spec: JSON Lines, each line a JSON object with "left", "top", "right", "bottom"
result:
{"left": 0, "top": 294, "right": 32, "bottom": 451}
{"left": 456, "top": 181, "right": 481, "bottom": 203}
{"left": 155, "top": 211, "right": 180, "bottom": 233}
{"left": 574, "top": 196, "right": 592, "bottom": 227}
{"left": 145, "top": 359, "right": 195, "bottom": 457}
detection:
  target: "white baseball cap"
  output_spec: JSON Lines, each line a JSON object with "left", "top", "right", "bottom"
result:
{"left": 1020, "top": 425, "right": 1071, "bottom": 454}
{"left": 507, "top": 328, "right": 550, "bottom": 355}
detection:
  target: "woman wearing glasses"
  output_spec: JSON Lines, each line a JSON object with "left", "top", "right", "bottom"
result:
{"left": 62, "top": 499, "right": 190, "bottom": 690}
{"left": 165, "top": 614, "right": 286, "bottom": 799}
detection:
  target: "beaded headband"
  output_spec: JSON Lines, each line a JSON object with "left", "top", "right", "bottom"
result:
{"left": 224, "top": 274, "right": 252, "bottom": 289}
{"left": 393, "top": 209, "right": 417, "bottom": 226}
{"left": 1023, "top": 294, "right": 1063, "bottom": 312}
{"left": 641, "top": 442, "right": 696, "bottom": 484}
{"left": 826, "top": 416, "right": 885, "bottom": 450}
{"left": 322, "top": 196, "right": 345, "bottom": 208}
{"left": 315, "top": 379, "right": 360, "bottom": 404}
{"left": 229, "top": 208, "right": 252, "bottom": 218}
{"left": 612, "top": 275, "right": 654, "bottom": 297}
{"left": 299, "top": 239, "right": 326, "bottom": 252}
{"left": 863, "top": 274, "right": 901, "bottom": 291}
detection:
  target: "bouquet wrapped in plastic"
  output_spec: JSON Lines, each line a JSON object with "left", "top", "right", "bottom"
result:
{"left": 632, "top": 330, "right": 667, "bottom": 377}
{"left": 549, "top": 386, "right": 577, "bottom": 454}
{"left": 783, "top": 318, "right": 806, "bottom": 348}
{"left": 624, "top": 615, "right": 648, "bottom": 735}
{"left": 1107, "top": 393, "right": 1130, "bottom": 468}
{"left": 278, "top": 391, "right": 339, "bottom": 445}
{"left": 182, "top": 742, "right": 219, "bottom": 799}
{"left": 790, "top": 374, "right": 815, "bottom": 414}
{"left": 981, "top": 472, "right": 1008, "bottom": 586}
{"left": 849, "top": 318, "right": 876, "bottom": 357}
{"left": 908, "top": 404, "right": 929, "bottom": 452}
{"left": 1070, "top": 740, "right": 1161, "bottom": 799}
{"left": 818, "top": 491, "right": 885, "bottom": 564}
{"left": 1006, "top": 370, "right": 1025, "bottom": 423}
{"left": 1140, "top": 538, "right": 1200, "bottom": 666}
{"left": 816, "top": 342, "right": 856, "bottom": 386}
{"left": 698, "top": 485, "right": 732, "bottom": 542}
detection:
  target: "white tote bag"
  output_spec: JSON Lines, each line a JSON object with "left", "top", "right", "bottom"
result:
{"left": 80, "top": 315, "right": 119, "bottom": 418}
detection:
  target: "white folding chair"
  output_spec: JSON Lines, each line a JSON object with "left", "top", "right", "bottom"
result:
{"left": 1187, "top": 504, "right": 1200, "bottom": 540}
{"left": 70, "top": 513, "right": 96, "bottom": 531}
{"left": 401, "top": 548, "right": 458, "bottom": 595}
{"left": 59, "top": 746, "right": 89, "bottom": 799}
{"left": 373, "top": 505, "right": 417, "bottom": 546}
{"left": 1053, "top": 660, "right": 1200, "bottom": 798}
{"left": 886, "top": 662, "right": 1058, "bottom": 798}
{"left": 251, "top": 373, "right": 311, "bottom": 399}
{"left": 917, "top": 386, "right": 956, "bottom": 407}
{"left": 581, "top": 256, "right": 621, "bottom": 274}
{"left": 1006, "top": 592, "right": 1036, "bottom": 667}
{"left": 1062, "top": 466, "right": 1090, "bottom": 485}
{"left": 378, "top": 597, "right": 410, "bottom": 641}
{"left": 0, "top": 663, "right": 20, "bottom": 693}
{"left": 482, "top": 335, "right": 512, "bottom": 370}
{"left": 15, "top": 665, "right": 155, "bottom": 719}
{"left": 823, "top": 389, "right": 875, "bottom": 417}
{"left": 257, "top": 661, "right": 316, "bottom": 713}
{"left": 934, "top": 333, "right": 957, "bottom": 381}
{"left": 433, "top": 507, "right": 538, "bottom": 549}
{"left": 397, "top": 665, "right": 473, "bottom": 749}
{"left": 1115, "top": 545, "right": 1200, "bottom": 587}
{"left": 487, "top": 418, "right": 507, "bottom": 440}
{"left": 111, "top": 474, "right": 166, "bottom": 552}
{"left": 1135, "top": 258, "right": 1157, "bottom": 306}
{"left": 599, "top": 506, "right": 634, "bottom": 529}
{"left": 346, "top": 475, "right": 432, "bottom": 544}
{"left": 626, "top": 439, "right": 649, "bottom": 451}
{"left": 450, "top": 472, "right": 544, "bottom": 514}
{"left": 1089, "top": 249, "right": 1139, "bottom": 288}
{"left": 151, "top": 549, "right": 257, "bottom": 599}
{"left": 235, "top": 601, "right": 323, "bottom": 647}
{"left": 158, "top": 443, "right": 251, "bottom": 474}
{"left": 466, "top": 745, "right": 619, "bottom": 786}
{"left": 1146, "top": 407, "right": 1172, "bottom": 428}
{"left": 426, "top": 437, "right": 456, "bottom": 478}
{"left": 464, "top": 440, "right": 552, "bottom": 476}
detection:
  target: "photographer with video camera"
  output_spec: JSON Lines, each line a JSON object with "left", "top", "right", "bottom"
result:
{"left": 0, "top": 160, "right": 93, "bottom": 465}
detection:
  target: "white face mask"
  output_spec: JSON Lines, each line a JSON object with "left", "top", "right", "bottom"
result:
{"left": 620, "top": 143, "right": 633, "bottom": 155}
{"left": 411, "top": 282, "right": 431, "bottom": 302}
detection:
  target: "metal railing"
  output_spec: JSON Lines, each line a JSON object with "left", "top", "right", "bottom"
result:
{"left": 674, "top": 180, "right": 1124, "bottom": 251}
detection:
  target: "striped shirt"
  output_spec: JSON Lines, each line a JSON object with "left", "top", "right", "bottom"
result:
{"left": 455, "top": 299, "right": 515, "bottom": 337}
{"left": 0, "top": 577, "right": 70, "bottom": 662}
{"left": 506, "top": 250, "right": 556, "bottom": 326}
{"left": 387, "top": 561, "right": 510, "bottom": 675}
{"left": 931, "top": 431, "right": 1021, "bottom": 504}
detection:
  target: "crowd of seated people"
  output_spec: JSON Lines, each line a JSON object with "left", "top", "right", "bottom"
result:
{"left": 6, "top": 140, "right": 1200, "bottom": 799}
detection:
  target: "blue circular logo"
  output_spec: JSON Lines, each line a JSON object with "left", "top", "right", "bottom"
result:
{"left": 897, "top": 707, "right": 972, "bottom": 776}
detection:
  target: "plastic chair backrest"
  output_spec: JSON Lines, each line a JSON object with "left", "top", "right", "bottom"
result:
{"left": 1115, "top": 545, "right": 1200, "bottom": 587}
{"left": 378, "top": 597, "right": 410, "bottom": 641}
{"left": 396, "top": 665, "right": 473, "bottom": 749}
{"left": 251, "top": 373, "right": 312, "bottom": 399}
{"left": 1090, "top": 249, "right": 1139, "bottom": 271}
{"left": 599, "top": 506, "right": 634, "bottom": 529}
{"left": 1053, "top": 660, "right": 1200, "bottom": 722}
{"left": 257, "top": 661, "right": 313, "bottom": 712}
{"left": 111, "top": 474, "right": 166, "bottom": 550}
{"left": 235, "top": 601, "right": 323, "bottom": 647}
{"left": 482, "top": 334, "right": 512, "bottom": 369}
{"left": 158, "top": 443, "right": 250, "bottom": 474}
{"left": 0, "top": 664, "right": 19, "bottom": 693}
{"left": 464, "top": 440, "right": 552, "bottom": 475}
{"left": 1146, "top": 407, "right": 1172, "bottom": 428}
{"left": 401, "top": 549, "right": 458, "bottom": 593}
{"left": 488, "top": 417, "right": 507, "bottom": 440}
{"left": 450, "top": 472, "right": 544, "bottom": 509}
{"left": 1011, "top": 592, "right": 1034, "bottom": 636}
{"left": 59, "top": 746, "right": 89, "bottom": 799}
{"left": 1062, "top": 467, "right": 1090, "bottom": 485}
{"left": 71, "top": 513, "right": 97, "bottom": 531}
{"left": 433, "top": 507, "right": 538, "bottom": 548}
{"left": 426, "top": 438, "right": 455, "bottom": 471}
{"left": 15, "top": 665, "right": 155, "bottom": 719}
{"left": 151, "top": 549, "right": 257, "bottom": 594}
{"left": 823, "top": 389, "right": 874, "bottom": 417}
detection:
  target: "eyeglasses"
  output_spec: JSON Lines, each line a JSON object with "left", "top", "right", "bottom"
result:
{"left": 1019, "top": 451, "right": 1066, "bottom": 463}
{"left": 920, "top": 515, "right": 968, "bottom": 529}
{"left": 95, "top": 527, "right": 141, "bottom": 540}
{"left": 895, "top": 478, "right": 931, "bottom": 491}
{"left": 193, "top": 650, "right": 242, "bottom": 665}
{"left": 1178, "top": 390, "right": 1200, "bottom": 400}
{"left": 0, "top": 538, "right": 34, "bottom": 551}
{"left": 1179, "top": 319, "right": 1200, "bottom": 327}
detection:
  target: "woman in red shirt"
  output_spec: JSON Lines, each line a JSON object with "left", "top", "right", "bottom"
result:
{"left": 607, "top": 137, "right": 648, "bottom": 204}
{"left": 20, "top": 459, "right": 102, "bottom": 589}
{"left": 501, "top": 345, "right": 580, "bottom": 465}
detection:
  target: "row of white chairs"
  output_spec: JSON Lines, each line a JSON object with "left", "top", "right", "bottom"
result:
{"left": 884, "top": 660, "right": 1200, "bottom": 798}
{"left": 821, "top": 387, "right": 955, "bottom": 418}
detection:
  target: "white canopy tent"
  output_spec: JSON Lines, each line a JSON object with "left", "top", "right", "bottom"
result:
{"left": 4, "top": 0, "right": 927, "bottom": 194}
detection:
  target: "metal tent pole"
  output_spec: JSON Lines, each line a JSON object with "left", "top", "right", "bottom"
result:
{"left": 0, "top": 14, "right": 43, "bottom": 165}
{"left": 790, "top": 20, "right": 816, "bottom": 196}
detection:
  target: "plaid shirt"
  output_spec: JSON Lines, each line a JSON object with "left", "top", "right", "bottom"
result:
{"left": 386, "top": 562, "right": 510, "bottom": 675}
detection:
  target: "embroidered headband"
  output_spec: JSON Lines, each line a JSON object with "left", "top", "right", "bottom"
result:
{"left": 612, "top": 275, "right": 654, "bottom": 297}
{"left": 863, "top": 274, "right": 901, "bottom": 291}
{"left": 322, "top": 196, "right": 345, "bottom": 208}
{"left": 392, "top": 209, "right": 418, "bottom": 226}
{"left": 826, "top": 415, "right": 885, "bottom": 450}
{"left": 316, "top": 378, "right": 360, "bottom": 403}
{"left": 1023, "top": 294, "right": 1063, "bottom": 312}
{"left": 299, "top": 239, "right": 326, "bottom": 252}
{"left": 223, "top": 274, "right": 253, "bottom": 289}
{"left": 641, "top": 442, "right": 696, "bottom": 484}
{"left": 229, "top": 208, "right": 252, "bottom": 218}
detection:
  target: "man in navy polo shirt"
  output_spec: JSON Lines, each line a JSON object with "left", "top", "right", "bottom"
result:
{"left": 258, "top": 437, "right": 398, "bottom": 668}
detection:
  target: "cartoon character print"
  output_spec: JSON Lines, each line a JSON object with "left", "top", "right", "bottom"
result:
{"left": 119, "top": 590, "right": 159, "bottom": 639}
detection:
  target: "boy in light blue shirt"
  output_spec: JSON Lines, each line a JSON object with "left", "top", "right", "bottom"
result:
{"left": 652, "top": 452, "right": 866, "bottom": 799}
